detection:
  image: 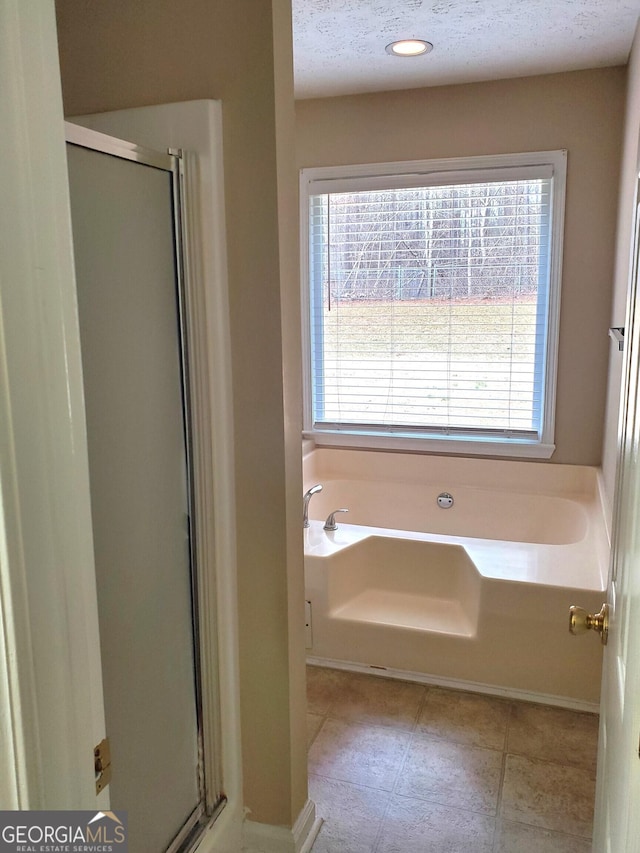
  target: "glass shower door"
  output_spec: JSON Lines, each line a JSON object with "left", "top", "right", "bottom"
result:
{"left": 67, "top": 133, "right": 205, "bottom": 852}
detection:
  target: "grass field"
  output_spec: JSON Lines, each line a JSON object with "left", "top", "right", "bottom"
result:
{"left": 316, "top": 298, "right": 539, "bottom": 431}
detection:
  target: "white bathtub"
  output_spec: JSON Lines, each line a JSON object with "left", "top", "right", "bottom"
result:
{"left": 303, "top": 448, "right": 609, "bottom": 708}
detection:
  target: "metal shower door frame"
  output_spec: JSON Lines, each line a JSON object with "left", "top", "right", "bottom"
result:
{"left": 65, "top": 121, "right": 224, "bottom": 853}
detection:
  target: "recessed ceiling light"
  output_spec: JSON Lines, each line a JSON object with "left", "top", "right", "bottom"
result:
{"left": 385, "top": 39, "right": 433, "bottom": 57}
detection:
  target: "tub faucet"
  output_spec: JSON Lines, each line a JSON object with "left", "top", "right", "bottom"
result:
{"left": 324, "top": 509, "right": 349, "bottom": 531}
{"left": 303, "top": 484, "right": 323, "bottom": 528}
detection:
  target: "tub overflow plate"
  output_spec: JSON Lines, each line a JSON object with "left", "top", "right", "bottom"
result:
{"left": 437, "top": 492, "right": 454, "bottom": 509}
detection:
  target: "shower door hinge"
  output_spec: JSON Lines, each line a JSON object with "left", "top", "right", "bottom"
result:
{"left": 609, "top": 327, "right": 625, "bottom": 351}
{"left": 94, "top": 737, "right": 112, "bottom": 795}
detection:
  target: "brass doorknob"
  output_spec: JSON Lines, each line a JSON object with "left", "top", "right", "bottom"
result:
{"left": 569, "top": 603, "right": 609, "bottom": 646}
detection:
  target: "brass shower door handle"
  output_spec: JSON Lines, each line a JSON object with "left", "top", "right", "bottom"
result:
{"left": 568, "top": 603, "right": 609, "bottom": 646}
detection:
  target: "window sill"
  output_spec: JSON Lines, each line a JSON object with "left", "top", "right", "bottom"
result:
{"left": 304, "top": 430, "right": 556, "bottom": 460}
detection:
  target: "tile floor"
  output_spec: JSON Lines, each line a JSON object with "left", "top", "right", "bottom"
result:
{"left": 307, "top": 666, "right": 598, "bottom": 853}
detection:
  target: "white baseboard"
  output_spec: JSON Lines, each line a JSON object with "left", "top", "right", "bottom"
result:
{"left": 307, "top": 655, "right": 600, "bottom": 714}
{"left": 293, "top": 799, "right": 323, "bottom": 853}
{"left": 243, "top": 799, "right": 322, "bottom": 853}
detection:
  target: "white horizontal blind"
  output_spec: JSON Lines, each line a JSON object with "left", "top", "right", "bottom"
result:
{"left": 308, "top": 175, "right": 554, "bottom": 439}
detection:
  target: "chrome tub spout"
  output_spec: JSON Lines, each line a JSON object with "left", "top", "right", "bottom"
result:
{"left": 303, "top": 484, "right": 323, "bottom": 528}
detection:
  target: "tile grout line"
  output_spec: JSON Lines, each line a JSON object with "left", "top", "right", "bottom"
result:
{"left": 307, "top": 715, "right": 326, "bottom": 751}
{"left": 493, "top": 700, "right": 597, "bottom": 849}
{"left": 491, "top": 699, "right": 514, "bottom": 852}
{"left": 388, "top": 683, "right": 430, "bottom": 796}
{"left": 308, "top": 770, "right": 397, "bottom": 797}
{"left": 306, "top": 674, "right": 334, "bottom": 845}
{"left": 308, "top": 670, "right": 596, "bottom": 851}
{"left": 371, "top": 684, "right": 431, "bottom": 853}
{"left": 308, "top": 671, "right": 428, "bottom": 852}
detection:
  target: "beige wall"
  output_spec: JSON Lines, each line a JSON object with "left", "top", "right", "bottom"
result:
{"left": 272, "top": 0, "right": 308, "bottom": 825}
{"left": 602, "top": 24, "right": 640, "bottom": 525}
{"left": 54, "top": 0, "right": 305, "bottom": 829}
{"left": 296, "top": 68, "right": 626, "bottom": 466}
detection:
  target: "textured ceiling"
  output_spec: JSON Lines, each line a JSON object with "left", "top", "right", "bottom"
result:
{"left": 292, "top": 0, "right": 640, "bottom": 99}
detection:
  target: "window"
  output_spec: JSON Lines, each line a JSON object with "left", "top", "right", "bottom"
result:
{"left": 301, "top": 151, "right": 567, "bottom": 458}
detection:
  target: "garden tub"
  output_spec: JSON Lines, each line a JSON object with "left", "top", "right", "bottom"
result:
{"left": 303, "top": 448, "right": 609, "bottom": 707}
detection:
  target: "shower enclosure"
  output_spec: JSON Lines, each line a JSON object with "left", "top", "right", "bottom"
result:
{"left": 66, "top": 125, "right": 221, "bottom": 852}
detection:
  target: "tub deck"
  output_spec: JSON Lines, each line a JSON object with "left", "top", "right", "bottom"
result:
{"left": 305, "top": 519, "right": 606, "bottom": 591}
